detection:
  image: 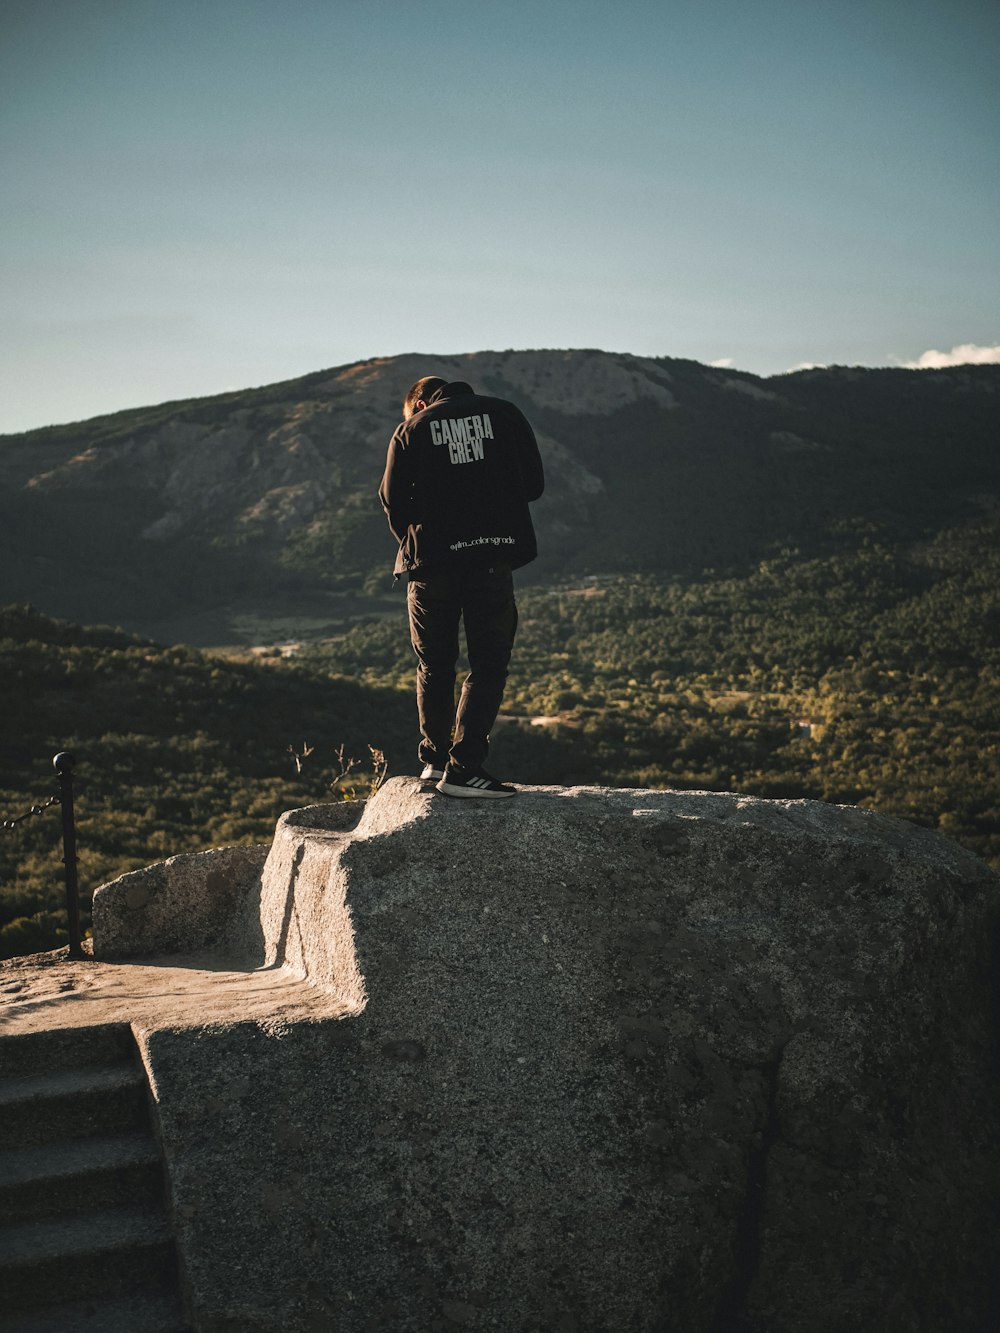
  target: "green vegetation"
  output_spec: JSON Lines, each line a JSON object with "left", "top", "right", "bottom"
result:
{"left": 3, "top": 514, "right": 997, "bottom": 961}
{"left": 0, "top": 605, "right": 412, "bottom": 958}
{"left": 301, "top": 518, "right": 1000, "bottom": 871}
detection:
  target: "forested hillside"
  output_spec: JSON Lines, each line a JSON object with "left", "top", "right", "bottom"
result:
{"left": 0, "top": 606, "right": 412, "bottom": 958}
{"left": 4, "top": 507, "right": 996, "bottom": 958}
{"left": 301, "top": 516, "right": 1000, "bottom": 873}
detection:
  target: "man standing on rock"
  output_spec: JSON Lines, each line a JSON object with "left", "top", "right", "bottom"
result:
{"left": 379, "top": 375, "right": 544, "bottom": 798}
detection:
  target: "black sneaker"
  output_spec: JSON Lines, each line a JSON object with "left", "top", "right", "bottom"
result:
{"left": 436, "top": 765, "right": 516, "bottom": 799}
{"left": 420, "top": 763, "right": 445, "bottom": 782}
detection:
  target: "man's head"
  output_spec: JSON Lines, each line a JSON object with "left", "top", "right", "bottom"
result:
{"left": 403, "top": 376, "right": 447, "bottom": 420}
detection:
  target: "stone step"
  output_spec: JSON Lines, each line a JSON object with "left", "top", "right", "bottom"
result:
{"left": 0, "top": 1204, "right": 179, "bottom": 1313}
{"left": 0, "top": 1065, "right": 149, "bottom": 1151}
{"left": 0, "top": 1024, "right": 136, "bottom": 1080}
{"left": 0, "top": 1284, "right": 190, "bottom": 1333}
{"left": 0, "top": 1131, "right": 164, "bottom": 1225}
{"left": 0, "top": 1055, "right": 152, "bottom": 1151}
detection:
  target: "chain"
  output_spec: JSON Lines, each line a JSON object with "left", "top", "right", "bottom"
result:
{"left": 1, "top": 792, "right": 61, "bottom": 831}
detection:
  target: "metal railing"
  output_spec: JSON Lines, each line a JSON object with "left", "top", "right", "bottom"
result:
{"left": 2, "top": 752, "right": 84, "bottom": 959}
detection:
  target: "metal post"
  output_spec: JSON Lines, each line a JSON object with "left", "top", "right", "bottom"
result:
{"left": 53, "top": 752, "right": 84, "bottom": 959}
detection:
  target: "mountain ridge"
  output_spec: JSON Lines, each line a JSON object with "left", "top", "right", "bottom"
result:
{"left": 1, "top": 350, "right": 997, "bottom": 644}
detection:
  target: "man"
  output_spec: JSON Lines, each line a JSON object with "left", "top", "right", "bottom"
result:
{"left": 379, "top": 374, "right": 544, "bottom": 798}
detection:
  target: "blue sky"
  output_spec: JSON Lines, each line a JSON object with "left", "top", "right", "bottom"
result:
{"left": 2, "top": 0, "right": 998, "bottom": 433}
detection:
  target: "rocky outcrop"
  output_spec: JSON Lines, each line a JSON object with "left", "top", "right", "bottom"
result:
{"left": 92, "top": 844, "right": 271, "bottom": 959}
{"left": 93, "top": 779, "right": 1000, "bottom": 1332}
{"left": 91, "top": 801, "right": 365, "bottom": 964}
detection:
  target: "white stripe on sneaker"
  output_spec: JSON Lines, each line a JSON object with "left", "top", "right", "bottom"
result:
{"left": 436, "top": 762, "right": 515, "bottom": 797}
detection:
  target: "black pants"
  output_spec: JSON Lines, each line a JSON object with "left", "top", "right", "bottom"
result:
{"left": 407, "top": 564, "right": 518, "bottom": 772}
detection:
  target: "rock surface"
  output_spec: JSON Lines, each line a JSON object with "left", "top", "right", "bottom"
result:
{"left": 92, "top": 843, "right": 271, "bottom": 959}
{"left": 100, "top": 778, "right": 1000, "bottom": 1332}
{"left": 90, "top": 800, "right": 364, "bottom": 962}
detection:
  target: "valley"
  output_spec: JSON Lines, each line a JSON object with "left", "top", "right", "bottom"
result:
{"left": 1, "top": 350, "right": 997, "bottom": 957}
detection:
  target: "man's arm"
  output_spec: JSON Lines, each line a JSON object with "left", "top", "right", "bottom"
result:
{"left": 378, "top": 426, "right": 416, "bottom": 542}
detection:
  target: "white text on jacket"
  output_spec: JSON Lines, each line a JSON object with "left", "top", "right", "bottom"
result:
{"left": 430, "top": 413, "right": 494, "bottom": 465}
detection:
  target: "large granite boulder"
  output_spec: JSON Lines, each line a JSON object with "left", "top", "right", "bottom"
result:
{"left": 133, "top": 779, "right": 998, "bottom": 1332}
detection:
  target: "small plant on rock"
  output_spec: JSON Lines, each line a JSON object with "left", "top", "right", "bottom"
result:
{"left": 330, "top": 743, "right": 388, "bottom": 802}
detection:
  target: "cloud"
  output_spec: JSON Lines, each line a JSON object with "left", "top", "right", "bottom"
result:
{"left": 709, "top": 357, "right": 734, "bottom": 368}
{"left": 787, "top": 362, "right": 827, "bottom": 372}
{"left": 900, "top": 343, "right": 1000, "bottom": 369}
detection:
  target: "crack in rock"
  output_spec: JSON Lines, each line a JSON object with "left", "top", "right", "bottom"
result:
{"left": 713, "top": 1038, "right": 791, "bottom": 1332}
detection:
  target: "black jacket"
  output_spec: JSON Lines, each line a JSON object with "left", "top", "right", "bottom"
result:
{"left": 379, "top": 381, "right": 544, "bottom": 576}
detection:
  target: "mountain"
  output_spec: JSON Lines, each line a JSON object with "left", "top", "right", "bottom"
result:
{"left": 2, "top": 351, "right": 997, "bottom": 644}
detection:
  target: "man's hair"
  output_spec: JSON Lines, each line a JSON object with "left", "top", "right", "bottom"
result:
{"left": 403, "top": 376, "right": 447, "bottom": 419}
